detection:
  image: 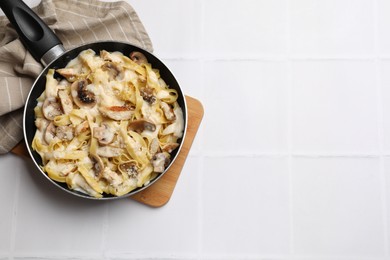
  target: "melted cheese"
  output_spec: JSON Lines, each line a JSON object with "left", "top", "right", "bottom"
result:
{"left": 33, "top": 49, "right": 185, "bottom": 198}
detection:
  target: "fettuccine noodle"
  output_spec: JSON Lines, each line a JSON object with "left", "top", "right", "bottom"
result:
{"left": 32, "top": 49, "right": 184, "bottom": 198}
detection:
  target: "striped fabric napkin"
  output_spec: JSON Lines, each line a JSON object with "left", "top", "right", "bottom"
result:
{"left": 0, "top": 0, "right": 153, "bottom": 154}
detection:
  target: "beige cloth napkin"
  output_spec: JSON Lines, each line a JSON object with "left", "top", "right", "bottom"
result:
{"left": 0, "top": 0, "right": 153, "bottom": 154}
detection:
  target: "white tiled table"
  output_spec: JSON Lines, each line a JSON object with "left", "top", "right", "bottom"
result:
{"left": 1, "top": 0, "right": 390, "bottom": 259}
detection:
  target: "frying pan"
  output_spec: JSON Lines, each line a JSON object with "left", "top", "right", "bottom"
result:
{"left": 0, "top": 0, "right": 187, "bottom": 199}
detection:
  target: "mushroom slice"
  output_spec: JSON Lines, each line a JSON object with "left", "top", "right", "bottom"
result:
{"left": 160, "top": 102, "right": 176, "bottom": 121}
{"left": 118, "top": 162, "right": 138, "bottom": 178}
{"left": 71, "top": 79, "right": 97, "bottom": 109}
{"left": 101, "top": 62, "right": 123, "bottom": 81}
{"left": 93, "top": 122, "right": 115, "bottom": 145}
{"left": 58, "top": 90, "right": 74, "bottom": 115}
{"left": 42, "top": 97, "right": 62, "bottom": 120}
{"left": 98, "top": 105, "right": 134, "bottom": 120}
{"left": 140, "top": 86, "right": 156, "bottom": 104}
{"left": 44, "top": 122, "right": 56, "bottom": 144}
{"left": 128, "top": 119, "right": 156, "bottom": 133}
{"left": 161, "top": 143, "right": 179, "bottom": 153}
{"left": 151, "top": 152, "right": 169, "bottom": 173}
{"left": 129, "top": 51, "right": 148, "bottom": 65}
{"left": 56, "top": 125, "right": 74, "bottom": 141}
{"left": 90, "top": 154, "right": 104, "bottom": 178}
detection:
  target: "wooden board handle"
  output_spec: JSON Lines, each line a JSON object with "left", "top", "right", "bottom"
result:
{"left": 131, "top": 96, "right": 204, "bottom": 206}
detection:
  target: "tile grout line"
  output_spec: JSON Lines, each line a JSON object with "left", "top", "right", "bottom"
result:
{"left": 286, "top": 0, "right": 294, "bottom": 256}
{"left": 197, "top": 144, "right": 205, "bottom": 260}
{"left": 377, "top": 67, "right": 389, "bottom": 257}
{"left": 201, "top": 151, "right": 387, "bottom": 158}
{"left": 196, "top": 69, "right": 205, "bottom": 257}
{"left": 374, "top": 0, "right": 389, "bottom": 255}
{"left": 160, "top": 55, "right": 390, "bottom": 62}
{"left": 197, "top": 0, "right": 206, "bottom": 258}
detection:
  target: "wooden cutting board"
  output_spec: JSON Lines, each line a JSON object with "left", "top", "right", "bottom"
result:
{"left": 11, "top": 96, "right": 204, "bottom": 207}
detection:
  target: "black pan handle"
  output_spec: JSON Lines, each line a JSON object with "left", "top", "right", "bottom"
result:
{"left": 0, "top": 0, "right": 65, "bottom": 65}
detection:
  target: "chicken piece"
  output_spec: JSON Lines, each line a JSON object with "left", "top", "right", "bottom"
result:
{"left": 98, "top": 105, "right": 134, "bottom": 121}
{"left": 56, "top": 68, "right": 79, "bottom": 82}
{"left": 149, "top": 138, "right": 160, "bottom": 156}
{"left": 58, "top": 90, "right": 74, "bottom": 115}
{"left": 160, "top": 102, "right": 176, "bottom": 121}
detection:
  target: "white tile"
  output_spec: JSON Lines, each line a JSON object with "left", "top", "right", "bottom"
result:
{"left": 292, "top": 157, "right": 385, "bottom": 256}
{"left": 163, "top": 60, "right": 203, "bottom": 99}
{"left": 380, "top": 61, "right": 390, "bottom": 152}
{"left": 382, "top": 157, "right": 390, "bottom": 252}
{"left": 203, "top": 0, "right": 288, "bottom": 58}
{"left": 13, "top": 159, "right": 104, "bottom": 256}
{"left": 128, "top": 0, "right": 201, "bottom": 57}
{"left": 0, "top": 155, "right": 22, "bottom": 252}
{"left": 105, "top": 157, "right": 200, "bottom": 255}
{"left": 168, "top": 156, "right": 199, "bottom": 208}
{"left": 203, "top": 61, "right": 288, "bottom": 154}
{"left": 202, "top": 157, "right": 290, "bottom": 255}
{"left": 290, "top": 0, "right": 374, "bottom": 56}
{"left": 292, "top": 60, "right": 379, "bottom": 153}
{"left": 377, "top": 0, "right": 390, "bottom": 55}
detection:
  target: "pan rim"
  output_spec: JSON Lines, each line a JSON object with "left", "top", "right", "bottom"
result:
{"left": 23, "top": 40, "right": 188, "bottom": 200}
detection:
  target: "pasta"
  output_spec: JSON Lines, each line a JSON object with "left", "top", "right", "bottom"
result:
{"left": 32, "top": 49, "right": 184, "bottom": 198}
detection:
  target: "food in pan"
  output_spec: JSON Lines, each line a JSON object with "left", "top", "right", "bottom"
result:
{"left": 32, "top": 49, "right": 184, "bottom": 198}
